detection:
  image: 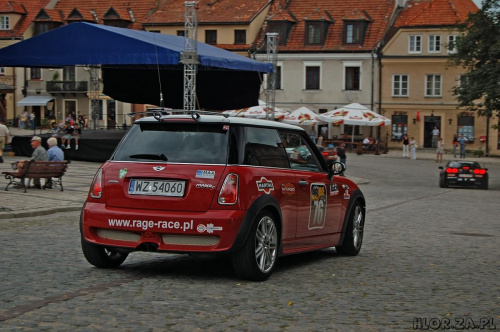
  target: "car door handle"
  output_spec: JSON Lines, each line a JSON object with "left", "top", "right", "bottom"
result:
{"left": 298, "top": 180, "right": 309, "bottom": 186}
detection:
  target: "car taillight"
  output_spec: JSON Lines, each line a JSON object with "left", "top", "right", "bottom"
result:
{"left": 463, "top": 166, "right": 470, "bottom": 170}
{"left": 90, "top": 168, "right": 103, "bottom": 199}
{"left": 218, "top": 173, "right": 238, "bottom": 205}
{"left": 473, "top": 169, "right": 487, "bottom": 175}
{"left": 446, "top": 168, "right": 459, "bottom": 174}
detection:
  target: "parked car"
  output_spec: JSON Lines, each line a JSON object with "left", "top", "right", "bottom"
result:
{"left": 317, "top": 145, "right": 338, "bottom": 161}
{"left": 439, "top": 160, "right": 488, "bottom": 189}
{"left": 81, "top": 111, "right": 366, "bottom": 281}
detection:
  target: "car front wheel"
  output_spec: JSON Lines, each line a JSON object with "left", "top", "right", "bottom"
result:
{"left": 232, "top": 210, "right": 279, "bottom": 281}
{"left": 81, "top": 237, "right": 128, "bottom": 268}
{"left": 336, "top": 201, "right": 364, "bottom": 256}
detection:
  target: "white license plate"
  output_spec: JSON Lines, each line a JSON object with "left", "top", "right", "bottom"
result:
{"left": 459, "top": 174, "right": 473, "bottom": 178}
{"left": 128, "top": 179, "right": 185, "bottom": 197}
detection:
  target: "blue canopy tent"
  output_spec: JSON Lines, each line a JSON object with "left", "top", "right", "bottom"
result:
{"left": 0, "top": 22, "right": 272, "bottom": 109}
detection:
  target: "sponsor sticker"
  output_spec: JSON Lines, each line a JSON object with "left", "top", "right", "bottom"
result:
{"left": 329, "top": 183, "right": 339, "bottom": 196}
{"left": 197, "top": 223, "right": 223, "bottom": 233}
{"left": 196, "top": 170, "right": 215, "bottom": 179}
{"left": 342, "top": 184, "right": 351, "bottom": 199}
{"left": 195, "top": 183, "right": 215, "bottom": 190}
{"left": 309, "top": 183, "right": 327, "bottom": 229}
{"left": 281, "top": 183, "right": 295, "bottom": 196}
{"left": 256, "top": 177, "right": 274, "bottom": 194}
{"left": 119, "top": 168, "right": 127, "bottom": 179}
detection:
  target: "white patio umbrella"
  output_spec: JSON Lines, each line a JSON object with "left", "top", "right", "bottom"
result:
{"left": 318, "top": 103, "right": 391, "bottom": 142}
{"left": 223, "top": 103, "right": 289, "bottom": 120}
{"left": 282, "top": 106, "right": 323, "bottom": 126}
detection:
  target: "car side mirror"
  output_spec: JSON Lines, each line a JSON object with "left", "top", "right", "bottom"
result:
{"left": 328, "top": 161, "right": 345, "bottom": 181}
{"left": 438, "top": 166, "right": 444, "bottom": 170}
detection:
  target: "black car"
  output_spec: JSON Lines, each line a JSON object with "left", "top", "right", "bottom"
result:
{"left": 439, "top": 161, "right": 488, "bottom": 189}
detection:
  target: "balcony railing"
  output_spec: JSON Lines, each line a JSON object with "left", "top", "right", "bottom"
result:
{"left": 46, "top": 80, "right": 88, "bottom": 93}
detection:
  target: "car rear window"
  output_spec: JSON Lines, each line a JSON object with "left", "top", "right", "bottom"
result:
{"left": 112, "top": 122, "right": 228, "bottom": 164}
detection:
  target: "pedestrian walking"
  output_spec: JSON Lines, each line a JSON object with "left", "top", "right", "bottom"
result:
{"left": 436, "top": 137, "right": 444, "bottom": 163}
{"left": 30, "top": 111, "right": 35, "bottom": 130}
{"left": 409, "top": 136, "right": 417, "bottom": 160}
{"left": 458, "top": 134, "right": 468, "bottom": 158}
{"left": 431, "top": 126, "right": 440, "bottom": 148}
{"left": 337, "top": 143, "right": 346, "bottom": 176}
{"left": 402, "top": 134, "right": 409, "bottom": 157}
{"left": 0, "top": 119, "right": 10, "bottom": 163}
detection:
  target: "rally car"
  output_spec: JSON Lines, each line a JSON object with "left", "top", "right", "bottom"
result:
{"left": 80, "top": 111, "right": 365, "bottom": 281}
{"left": 439, "top": 160, "right": 488, "bottom": 189}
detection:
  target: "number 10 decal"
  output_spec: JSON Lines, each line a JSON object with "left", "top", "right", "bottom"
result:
{"left": 309, "top": 183, "right": 327, "bottom": 230}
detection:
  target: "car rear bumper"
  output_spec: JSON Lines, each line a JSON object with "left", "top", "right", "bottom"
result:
{"left": 82, "top": 202, "right": 247, "bottom": 253}
{"left": 445, "top": 176, "right": 485, "bottom": 187}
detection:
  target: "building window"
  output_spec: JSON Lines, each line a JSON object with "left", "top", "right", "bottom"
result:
{"left": 425, "top": 74, "right": 442, "bottom": 96}
{"left": 149, "top": 30, "right": 161, "bottom": 33}
{"left": 305, "top": 22, "right": 323, "bottom": 45}
{"left": 0, "top": 67, "right": 4, "bottom": 75}
{"left": 275, "top": 65, "right": 282, "bottom": 90}
{"left": 393, "top": 75, "right": 409, "bottom": 97}
{"left": 267, "top": 22, "right": 294, "bottom": 46}
{"left": 30, "top": 68, "right": 41, "bottom": 80}
{"left": 63, "top": 67, "right": 76, "bottom": 81}
{"left": 205, "top": 30, "right": 217, "bottom": 44}
{"left": 429, "top": 35, "right": 441, "bottom": 53}
{"left": 345, "top": 67, "right": 360, "bottom": 90}
{"left": 176, "top": 30, "right": 184, "bottom": 36}
{"left": 305, "top": 66, "right": 320, "bottom": 90}
{"left": 458, "top": 116, "right": 474, "bottom": 142}
{"left": 447, "top": 35, "right": 458, "bottom": 53}
{"left": 344, "top": 22, "right": 363, "bottom": 44}
{"left": 409, "top": 35, "right": 422, "bottom": 53}
{"left": 0, "top": 16, "right": 10, "bottom": 30}
{"left": 234, "top": 30, "right": 246, "bottom": 44}
{"left": 391, "top": 115, "right": 408, "bottom": 141}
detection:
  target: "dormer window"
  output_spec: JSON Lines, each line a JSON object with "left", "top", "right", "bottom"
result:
{"left": 0, "top": 15, "right": 10, "bottom": 30}
{"left": 305, "top": 21, "right": 328, "bottom": 45}
{"left": 267, "top": 21, "right": 294, "bottom": 46}
{"left": 343, "top": 21, "right": 368, "bottom": 45}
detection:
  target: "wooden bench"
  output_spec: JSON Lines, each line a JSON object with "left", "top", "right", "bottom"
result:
{"left": 2, "top": 160, "right": 70, "bottom": 192}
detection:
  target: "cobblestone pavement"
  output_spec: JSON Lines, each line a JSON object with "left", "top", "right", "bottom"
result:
{"left": 0, "top": 149, "right": 499, "bottom": 331}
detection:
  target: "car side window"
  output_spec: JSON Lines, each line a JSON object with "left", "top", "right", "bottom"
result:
{"left": 241, "top": 126, "right": 290, "bottom": 168}
{"left": 280, "top": 132, "right": 322, "bottom": 172}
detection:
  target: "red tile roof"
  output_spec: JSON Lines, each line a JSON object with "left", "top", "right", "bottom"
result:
{"left": 395, "top": 0, "right": 478, "bottom": 28}
{"left": 256, "top": 0, "right": 396, "bottom": 53}
{"left": 0, "top": 0, "right": 51, "bottom": 39}
{"left": 144, "top": 0, "right": 272, "bottom": 25}
{"left": 43, "top": 0, "right": 158, "bottom": 30}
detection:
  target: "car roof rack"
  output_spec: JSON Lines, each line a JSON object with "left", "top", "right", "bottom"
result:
{"left": 127, "top": 108, "right": 229, "bottom": 122}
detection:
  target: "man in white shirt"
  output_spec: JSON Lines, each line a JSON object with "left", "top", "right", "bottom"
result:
{"left": 0, "top": 119, "right": 10, "bottom": 163}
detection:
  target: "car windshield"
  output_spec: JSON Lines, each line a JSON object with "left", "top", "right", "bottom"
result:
{"left": 448, "top": 161, "right": 480, "bottom": 168}
{"left": 112, "top": 122, "right": 228, "bottom": 164}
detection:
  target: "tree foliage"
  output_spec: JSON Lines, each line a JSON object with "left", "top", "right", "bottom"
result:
{"left": 449, "top": 0, "right": 500, "bottom": 124}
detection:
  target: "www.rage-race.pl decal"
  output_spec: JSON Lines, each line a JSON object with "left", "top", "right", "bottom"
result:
{"left": 256, "top": 177, "right": 274, "bottom": 194}
{"left": 309, "top": 183, "right": 327, "bottom": 230}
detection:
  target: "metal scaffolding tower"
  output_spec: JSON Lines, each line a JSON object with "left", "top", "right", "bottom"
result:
{"left": 181, "top": 1, "right": 199, "bottom": 111}
{"left": 265, "top": 33, "right": 278, "bottom": 120}
{"left": 88, "top": 65, "right": 101, "bottom": 130}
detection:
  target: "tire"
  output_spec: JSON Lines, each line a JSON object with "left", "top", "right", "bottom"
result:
{"left": 232, "top": 210, "right": 279, "bottom": 281}
{"left": 439, "top": 175, "right": 448, "bottom": 188}
{"left": 336, "top": 201, "right": 364, "bottom": 256}
{"left": 480, "top": 180, "right": 488, "bottom": 190}
{"left": 81, "top": 236, "right": 128, "bottom": 268}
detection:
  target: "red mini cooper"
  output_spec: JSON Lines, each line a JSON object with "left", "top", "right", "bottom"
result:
{"left": 81, "top": 112, "right": 366, "bottom": 281}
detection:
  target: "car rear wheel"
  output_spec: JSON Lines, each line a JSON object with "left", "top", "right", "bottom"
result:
{"left": 232, "top": 210, "right": 279, "bottom": 281}
{"left": 439, "top": 175, "right": 448, "bottom": 188}
{"left": 480, "top": 180, "right": 488, "bottom": 190}
{"left": 336, "top": 201, "right": 364, "bottom": 256}
{"left": 81, "top": 237, "right": 128, "bottom": 268}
